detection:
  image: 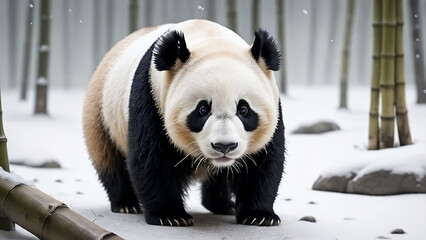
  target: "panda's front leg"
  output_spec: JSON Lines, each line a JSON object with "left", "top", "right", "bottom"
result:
{"left": 127, "top": 150, "right": 194, "bottom": 227}
{"left": 232, "top": 157, "right": 283, "bottom": 227}
{"left": 232, "top": 104, "right": 285, "bottom": 227}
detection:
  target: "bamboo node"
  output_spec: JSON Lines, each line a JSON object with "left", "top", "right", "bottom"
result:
{"left": 380, "top": 115, "right": 395, "bottom": 120}
{"left": 0, "top": 137, "right": 7, "bottom": 142}
{"left": 395, "top": 53, "right": 404, "bottom": 57}
{"left": 371, "top": 87, "right": 380, "bottom": 91}
{"left": 395, "top": 81, "right": 405, "bottom": 85}
{"left": 369, "top": 112, "right": 379, "bottom": 117}
{"left": 380, "top": 84, "right": 395, "bottom": 88}
{"left": 380, "top": 53, "right": 396, "bottom": 58}
{"left": 396, "top": 110, "right": 408, "bottom": 115}
{"left": 381, "top": 21, "right": 397, "bottom": 26}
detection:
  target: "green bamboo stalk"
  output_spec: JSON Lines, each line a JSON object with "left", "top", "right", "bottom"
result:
{"left": 0, "top": 175, "right": 123, "bottom": 240}
{"left": 379, "top": 0, "right": 396, "bottom": 149}
{"left": 129, "top": 0, "right": 138, "bottom": 33}
{"left": 368, "top": 0, "right": 382, "bottom": 150}
{"left": 0, "top": 90, "right": 15, "bottom": 231}
{"left": 277, "top": 0, "right": 287, "bottom": 94}
{"left": 394, "top": 0, "right": 413, "bottom": 146}
{"left": 34, "top": 0, "right": 50, "bottom": 114}
{"left": 252, "top": 0, "right": 260, "bottom": 34}
{"left": 227, "top": 0, "right": 237, "bottom": 32}
{"left": 339, "top": 0, "right": 355, "bottom": 109}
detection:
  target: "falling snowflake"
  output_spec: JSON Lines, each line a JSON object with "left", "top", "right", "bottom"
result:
{"left": 414, "top": 14, "right": 418, "bottom": 18}
{"left": 416, "top": 54, "right": 420, "bottom": 59}
{"left": 416, "top": 38, "right": 420, "bottom": 42}
{"left": 29, "top": 3, "right": 33, "bottom": 8}
{"left": 330, "top": 39, "right": 334, "bottom": 43}
{"left": 30, "top": 22, "right": 32, "bottom": 25}
{"left": 197, "top": 5, "right": 204, "bottom": 11}
{"left": 302, "top": 10, "right": 308, "bottom": 14}
{"left": 80, "top": 20, "right": 83, "bottom": 23}
{"left": 69, "top": 9, "right": 72, "bottom": 12}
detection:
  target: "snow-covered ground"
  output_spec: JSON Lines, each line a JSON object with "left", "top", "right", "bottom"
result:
{"left": 1, "top": 86, "right": 425, "bottom": 240}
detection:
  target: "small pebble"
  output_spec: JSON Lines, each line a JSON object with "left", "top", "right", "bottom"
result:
{"left": 299, "top": 216, "right": 316, "bottom": 223}
{"left": 343, "top": 217, "right": 355, "bottom": 221}
{"left": 75, "top": 179, "right": 82, "bottom": 182}
{"left": 284, "top": 198, "right": 292, "bottom": 201}
{"left": 55, "top": 179, "right": 63, "bottom": 183}
{"left": 308, "top": 201, "right": 317, "bottom": 205}
{"left": 33, "top": 178, "right": 38, "bottom": 183}
{"left": 376, "top": 236, "right": 390, "bottom": 239}
{"left": 76, "top": 191, "right": 84, "bottom": 195}
{"left": 391, "top": 228, "right": 405, "bottom": 234}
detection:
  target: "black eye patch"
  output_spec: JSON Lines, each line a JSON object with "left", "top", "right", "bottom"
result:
{"left": 237, "top": 99, "right": 259, "bottom": 131}
{"left": 187, "top": 100, "right": 212, "bottom": 132}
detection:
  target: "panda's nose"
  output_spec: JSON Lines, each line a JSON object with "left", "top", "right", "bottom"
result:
{"left": 211, "top": 142, "right": 238, "bottom": 154}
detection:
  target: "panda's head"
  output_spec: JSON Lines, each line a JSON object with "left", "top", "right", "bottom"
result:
{"left": 152, "top": 28, "right": 280, "bottom": 168}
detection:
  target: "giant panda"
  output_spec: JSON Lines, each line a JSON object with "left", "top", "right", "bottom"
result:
{"left": 83, "top": 19, "right": 285, "bottom": 227}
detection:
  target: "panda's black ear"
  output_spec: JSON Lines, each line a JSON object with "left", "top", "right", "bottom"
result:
{"left": 250, "top": 29, "right": 280, "bottom": 71}
{"left": 154, "top": 30, "right": 190, "bottom": 71}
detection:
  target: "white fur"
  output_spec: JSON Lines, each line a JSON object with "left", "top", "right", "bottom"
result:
{"left": 102, "top": 24, "right": 173, "bottom": 154}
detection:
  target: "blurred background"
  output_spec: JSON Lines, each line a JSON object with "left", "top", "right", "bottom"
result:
{"left": 0, "top": 0, "right": 425, "bottom": 99}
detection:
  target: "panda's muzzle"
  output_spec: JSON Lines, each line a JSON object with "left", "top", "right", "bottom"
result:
{"left": 211, "top": 142, "right": 238, "bottom": 154}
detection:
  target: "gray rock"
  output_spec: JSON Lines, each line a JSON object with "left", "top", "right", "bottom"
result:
{"left": 347, "top": 170, "right": 426, "bottom": 195}
{"left": 299, "top": 216, "right": 316, "bottom": 223}
{"left": 292, "top": 121, "right": 340, "bottom": 134}
{"left": 391, "top": 228, "right": 405, "bottom": 234}
{"left": 10, "top": 160, "right": 61, "bottom": 169}
{"left": 376, "top": 236, "right": 390, "bottom": 239}
{"left": 312, "top": 173, "right": 356, "bottom": 192}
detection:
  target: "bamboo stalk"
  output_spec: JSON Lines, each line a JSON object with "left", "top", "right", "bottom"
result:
{"left": 20, "top": 0, "right": 34, "bottom": 101}
{"left": 379, "top": 0, "right": 396, "bottom": 149}
{"left": 129, "top": 0, "right": 138, "bottom": 33}
{"left": 0, "top": 90, "right": 15, "bottom": 231}
{"left": 227, "top": 0, "right": 237, "bottom": 32}
{"left": 394, "top": 0, "right": 412, "bottom": 146}
{"left": 34, "top": 0, "right": 50, "bottom": 114}
{"left": 277, "top": 0, "right": 287, "bottom": 94}
{"left": 339, "top": 0, "right": 355, "bottom": 109}
{"left": 368, "top": 0, "right": 382, "bottom": 150}
{"left": 409, "top": 0, "right": 426, "bottom": 103}
{"left": 0, "top": 174, "right": 123, "bottom": 240}
{"left": 252, "top": 0, "right": 260, "bottom": 34}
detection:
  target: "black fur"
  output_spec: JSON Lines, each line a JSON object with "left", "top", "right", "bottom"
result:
{"left": 154, "top": 30, "right": 190, "bottom": 71}
{"left": 187, "top": 100, "right": 212, "bottom": 133}
{"left": 201, "top": 172, "right": 235, "bottom": 215}
{"left": 236, "top": 99, "right": 259, "bottom": 132}
{"left": 128, "top": 43, "right": 194, "bottom": 226}
{"left": 231, "top": 100, "right": 285, "bottom": 226}
{"left": 98, "top": 155, "right": 141, "bottom": 214}
{"left": 251, "top": 29, "right": 281, "bottom": 71}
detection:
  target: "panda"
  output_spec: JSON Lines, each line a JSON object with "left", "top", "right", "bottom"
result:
{"left": 83, "top": 19, "right": 285, "bottom": 227}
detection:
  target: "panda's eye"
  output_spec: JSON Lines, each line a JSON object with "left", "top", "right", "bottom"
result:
{"left": 238, "top": 106, "right": 249, "bottom": 117}
{"left": 199, "top": 105, "right": 209, "bottom": 116}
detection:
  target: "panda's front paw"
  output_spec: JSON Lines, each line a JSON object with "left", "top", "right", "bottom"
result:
{"left": 111, "top": 203, "right": 142, "bottom": 214}
{"left": 145, "top": 213, "right": 194, "bottom": 227}
{"left": 238, "top": 210, "right": 281, "bottom": 227}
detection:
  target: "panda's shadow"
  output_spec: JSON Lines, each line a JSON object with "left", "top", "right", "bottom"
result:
{"left": 189, "top": 212, "right": 236, "bottom": 227}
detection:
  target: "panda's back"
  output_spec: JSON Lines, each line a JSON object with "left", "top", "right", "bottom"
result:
{"left": 100, "top": 20, "right": 248, "bottom": 155}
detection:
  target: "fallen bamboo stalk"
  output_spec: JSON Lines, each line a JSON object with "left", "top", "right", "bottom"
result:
{"left": 0, "top": 171, "right": 123, "bottom": 240}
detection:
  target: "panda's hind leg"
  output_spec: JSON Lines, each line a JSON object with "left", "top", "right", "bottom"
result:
{"left": 97, "top": 155, "right": 142, "bottom": 214}
{"left": 201, "top": 173, "right": 235, "bottom": 215}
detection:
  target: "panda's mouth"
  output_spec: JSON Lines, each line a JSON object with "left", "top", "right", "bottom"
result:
{"left": 210, "top": 156, "right": 235, "bottom": 167}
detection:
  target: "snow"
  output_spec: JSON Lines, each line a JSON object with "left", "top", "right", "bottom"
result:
{"left": 36, "top": 77, "right": 47, "bottom": 85}
{"left": 39, "top": 45, "right": 49, "bottom": 52}
{"left": 319, "top": 143, "right": 426, "bottom": 181}
{"left": 0, "top": 167, "right": 25, "bottom": 186}
{"left": 0, "top": 86, "right": 425, "bottom": 240}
